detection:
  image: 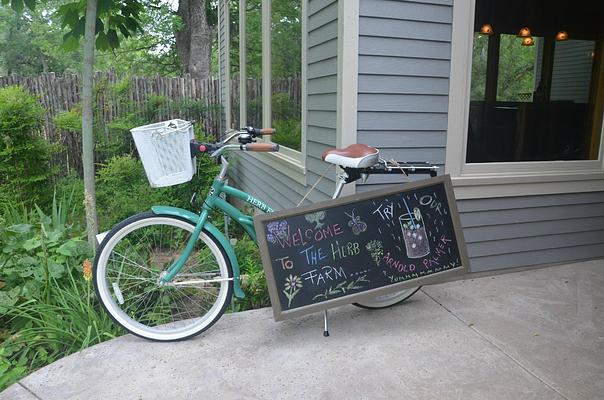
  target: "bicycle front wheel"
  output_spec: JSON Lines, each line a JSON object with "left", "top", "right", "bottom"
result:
{"left": 353, "top": 287, "right": 421, "bottom": 309}
{"left": 93, "top": 212, "right": 233, "bottom": 341}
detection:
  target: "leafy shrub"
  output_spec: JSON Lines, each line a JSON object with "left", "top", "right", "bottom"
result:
{"left": 0, "top": 192, "right": 118, "bottom": 391}
{"left": 271, "top": 92, "right": 299, "bottom": 120}
{"left": 96, "top": 155, "right": 176, "bottom": 230}
{"left": 1, "top": 265, "right": 121, "bottom": 391}
{"left": 0, "top": 86, "right": 57, "bottom": 207}
{"left": 0, "top": 192, "right": 90, "bottom": 306}
{"left": 53, "top": 106, "right": 82, "bottom": 132}
{"left": 272, "top": 118, "right": 301, "bottom": 151}
{"left": 232, "top": 236, "right": 270, "bottom": 311}
{"left": 96, "top": 153, "right": 220, "bottom": 230}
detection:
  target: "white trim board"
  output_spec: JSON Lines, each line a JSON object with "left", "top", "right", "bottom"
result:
{"left": 337, "top": 0, "right": 360, "bottom": 196}
{"left": 445, "top": 0, "right": 604, "bottom": 199}
{"left": 239, "top": 0, "right": 247, "bottom": 127}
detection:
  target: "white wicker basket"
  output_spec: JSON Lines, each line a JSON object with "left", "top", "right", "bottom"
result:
{"left": 130, "top": 119, "right": 196, "bottom": 188}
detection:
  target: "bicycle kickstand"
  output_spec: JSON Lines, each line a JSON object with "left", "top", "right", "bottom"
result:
{"left": 323, "top": 310, "right": 330, "bottom": 337}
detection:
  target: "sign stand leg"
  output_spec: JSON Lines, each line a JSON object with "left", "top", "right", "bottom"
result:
{"left": 323, "top": 310, "right": 330, "bottom": 337}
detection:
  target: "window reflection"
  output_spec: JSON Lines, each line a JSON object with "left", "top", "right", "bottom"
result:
{"left": 467, "top": 0, "right": 603, "bottom": 163}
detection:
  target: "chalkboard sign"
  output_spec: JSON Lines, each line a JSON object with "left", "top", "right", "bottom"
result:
{"left": 253, "top": 175, "right": 469, "bottom": 321}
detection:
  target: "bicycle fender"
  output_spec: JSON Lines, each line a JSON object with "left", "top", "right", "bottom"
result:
{"left": 151, "top": 206, "right": 245, "bottom": 299}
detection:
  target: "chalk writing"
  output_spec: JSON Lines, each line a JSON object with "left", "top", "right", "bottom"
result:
{"left": 275, "top": 256, "right": 294, "bottom": 270}
{"left": 373, "top": 202, "right": 394, "bottom": 221}
{"left": 257, "top": 177, "right": 466, "bottom": 315}
{"left": 299, "top": 246, "right": 327, "bottom": 266}
{"left": 331, "top": 240, "right": 360, "bottom": 261}
{"left": 301, "top": 265, "right": 347, "bottom": 286}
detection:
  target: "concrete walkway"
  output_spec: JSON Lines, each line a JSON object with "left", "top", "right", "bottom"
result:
{"left": 3, "top": 259, "right": 603, "bottom": 400}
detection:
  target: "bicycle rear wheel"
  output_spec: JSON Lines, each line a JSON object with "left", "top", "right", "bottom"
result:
{"left": 94, "top": 212, "right": 233, "bottom": 341}
{"left": 353, "top": 287, "right": 421, "bottom": 309}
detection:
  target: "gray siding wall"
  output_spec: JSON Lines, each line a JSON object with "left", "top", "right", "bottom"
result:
{"left": 355, "top": 0, "right": 604, "bottom": 272}
{"left": 460, "top": 192, "right": 604, "bottom": 272}
{"left": 356, "top": 0, "right": 452, "bottom": 192}
{"left": 229, "top": 0, "right": 338, "bottom": 210}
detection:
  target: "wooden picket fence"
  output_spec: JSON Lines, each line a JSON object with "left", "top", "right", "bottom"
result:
{"left": 0, "top": 71, "right": 300, "bottom": 175}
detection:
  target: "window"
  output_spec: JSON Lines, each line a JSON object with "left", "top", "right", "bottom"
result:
{"left": 227, "top": 0, "right": 303, "bottom": 155}
{"left": 447, "top": 0, "right": 604, "bottom": 197}
{"left": 467, "top": 0, "right": 603, "bottom": 163}
{"left": 270, "top": 0, "right": 302, "bottom": 151}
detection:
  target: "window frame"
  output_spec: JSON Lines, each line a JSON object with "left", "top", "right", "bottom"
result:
{"left": 233, "top": 0, "right": 307, "bottom": 184}
{"left": 446, "top": 0, "right": 604, "bottom": 199}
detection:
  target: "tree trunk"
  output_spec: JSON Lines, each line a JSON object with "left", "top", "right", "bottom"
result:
{"left": 176, "top": 0, "right": 215, "bottom": 80}
{"left": 82, "top": 0, "right": 99, "bottom": 248}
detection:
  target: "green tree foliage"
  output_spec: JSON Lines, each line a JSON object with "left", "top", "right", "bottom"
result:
{"left": 228, "top": 0, "right": 300, "bottom": 79}
{"left": 271, "top": 0, "right": 301, "bottom": 79}
{"left": 496, "top": 35, "right": 537, "bottom": 102}
{"left": 95, "top": 2, "right": 182, "bottom": 75}
{"left": 0, "top": 86, "right": 57, "bottom": 207}
{"left": 471, "top": 33, "right": 538, "bottom": 101}
{"left": 0, "top": 4, "right": 81, "bottom": 75}
{"left": 1, "top": 0, "right": 144, "bottom": 53}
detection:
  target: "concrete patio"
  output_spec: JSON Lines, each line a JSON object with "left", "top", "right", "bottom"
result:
{"left": 2, "top": 259, "right": 603, "bottom": 400}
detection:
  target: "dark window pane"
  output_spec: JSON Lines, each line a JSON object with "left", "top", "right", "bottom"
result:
{"left": 467, "top": 0, "right": 603, "bottom": 163}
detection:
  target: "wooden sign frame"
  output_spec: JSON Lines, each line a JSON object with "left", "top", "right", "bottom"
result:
{"left": 253, "top": 175, "right": 470, "bottom": 321}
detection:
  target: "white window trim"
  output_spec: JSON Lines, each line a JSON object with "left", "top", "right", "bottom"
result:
{"left": 239, "top": 0, "right": 307, "bottom": 185}
{"left": 336, "top": 0, "right": 360, "bottom": 196}
{"left": 446, "top": 0, "right": 604, "bottom": 199}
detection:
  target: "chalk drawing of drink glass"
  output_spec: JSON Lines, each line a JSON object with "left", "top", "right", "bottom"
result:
{"left": 399, "top": 201, "right": 430, "bottom": 258}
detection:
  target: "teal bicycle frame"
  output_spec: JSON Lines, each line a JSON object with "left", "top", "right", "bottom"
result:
{"left": 151, "top": 156, "right": 273, "bottom": 299}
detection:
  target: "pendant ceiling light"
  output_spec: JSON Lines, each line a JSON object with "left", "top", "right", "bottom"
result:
{"left": 479, "top": 23, "right": 494, "bottom": 35}
{"left": 518, "top": 27, "right": 532, "bottom": 38}
{"left": 521, "top": 36, "right": 535, "bottom": 46}
{"left": 555, "top": 31, "right": 569, "bottom": 41}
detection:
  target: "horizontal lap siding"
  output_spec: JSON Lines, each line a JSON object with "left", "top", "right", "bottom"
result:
{"left": 355, "top": 0, "right": 603, "bottom": 272}
{"left": 229, "top": 0, "right": 338, "bottom": 210}
{"left": 305, "top": 0, "right": 338, "bottom": 201}
{"left": 459, "top": 192, "right": 604, "bottom": 272}
{"left": 356, "top": 0, "right": 452, "bottom": 191}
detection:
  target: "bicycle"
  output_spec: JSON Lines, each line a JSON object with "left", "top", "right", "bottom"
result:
{"left": 93, "top": 124, "right": 438, "bottom": 341}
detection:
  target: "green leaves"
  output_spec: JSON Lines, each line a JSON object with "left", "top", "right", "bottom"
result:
{"left": 54, "top": 0, "right": 144, "bottom": 52}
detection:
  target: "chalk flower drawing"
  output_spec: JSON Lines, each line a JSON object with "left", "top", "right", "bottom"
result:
{"left": 365, "top": 240, "right": 383, "bottom": 266}
{"left": 283, "top": 274, "right": 303, "bottom": 307}
{"left": 305, "top": 211, "right": 326, "bottom": 229}
{"left": 266, "top": 221, "right": 288, "bottom": 244}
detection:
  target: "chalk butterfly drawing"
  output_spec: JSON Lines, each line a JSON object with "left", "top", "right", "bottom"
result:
{"left": 344, "top": 209, "right": 367, "bottom": 235}
{"left": 305, "top": 211, "right": 326, "bottom": 229}
{"left": 266, "top": 221, "right": 288, "bottom": 244}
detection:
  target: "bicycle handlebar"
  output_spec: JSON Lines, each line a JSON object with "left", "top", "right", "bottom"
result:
{"left": 245, "top": 143, "right": 279, "bottom": 152}
{"left": 244, "top": 126, "right": 275, "bottom": 138}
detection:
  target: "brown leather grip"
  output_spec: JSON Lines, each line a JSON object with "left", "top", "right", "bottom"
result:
{"left": 245, "top": 143, "right": 279, "bottom": 152}
{"left": 260, "top": 128, "right": 276, "bottom": 135}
